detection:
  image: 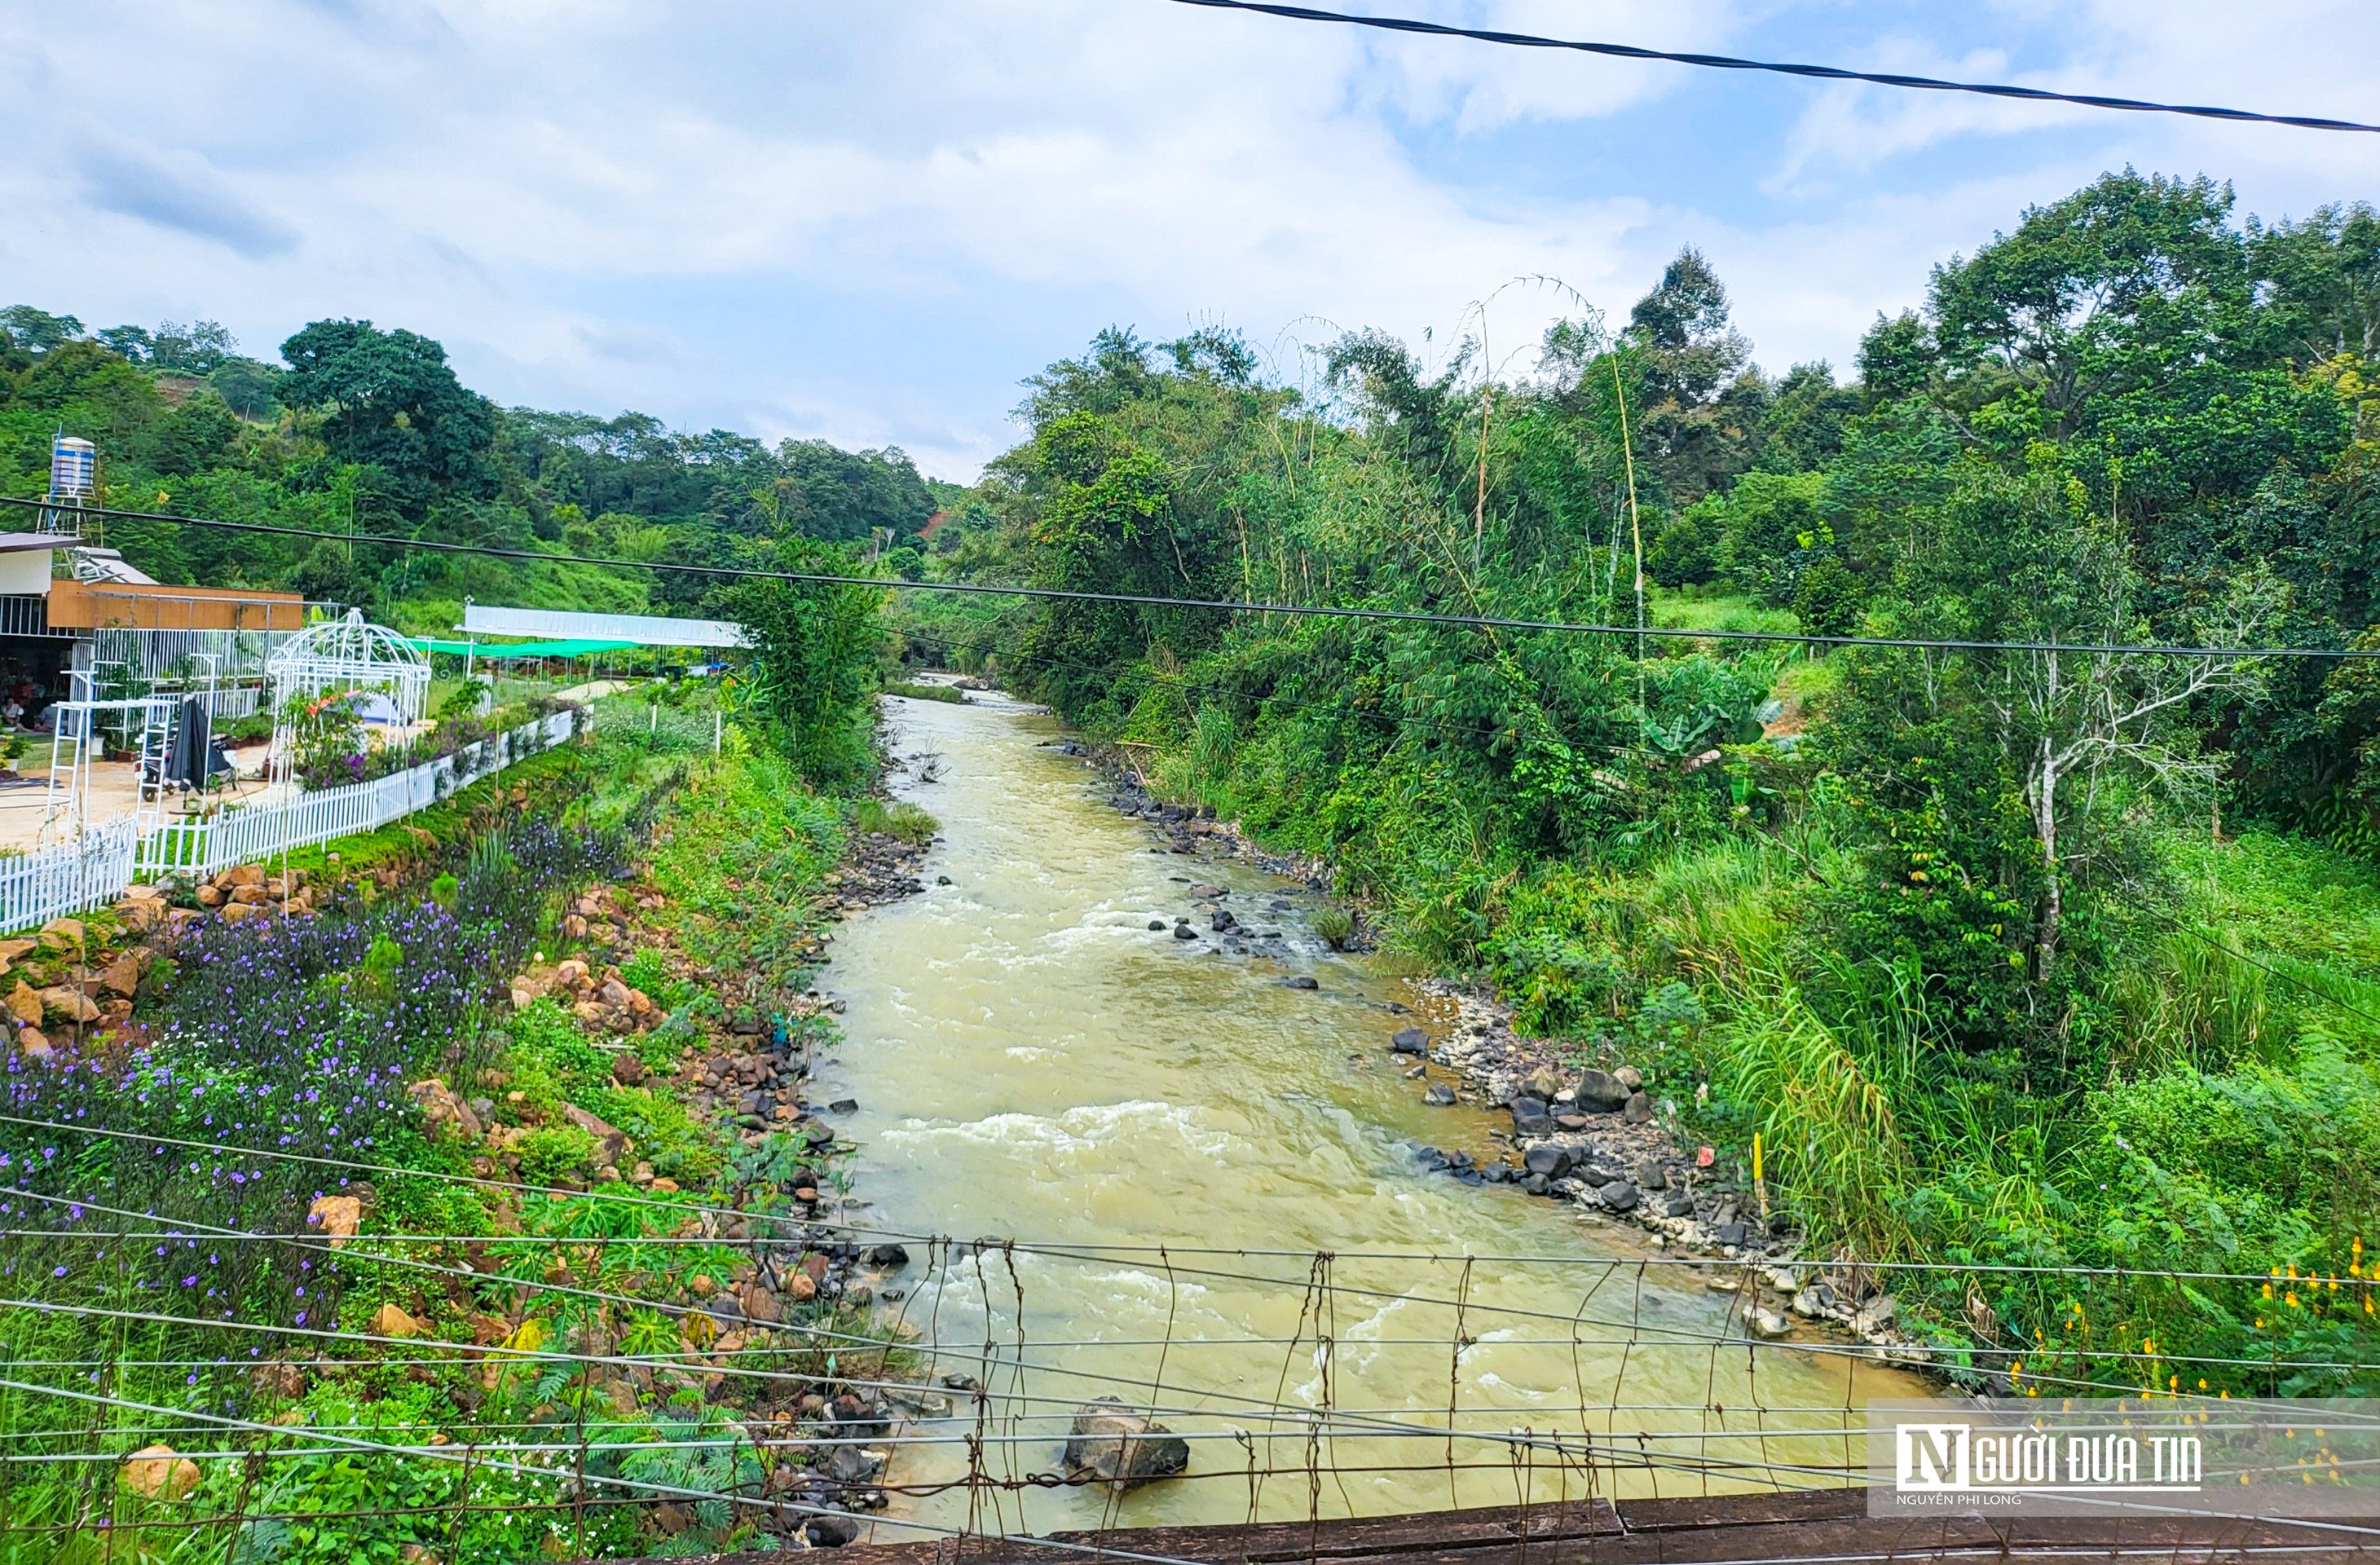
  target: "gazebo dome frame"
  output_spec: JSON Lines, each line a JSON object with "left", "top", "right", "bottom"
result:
{"left": 264, "top": 609, "right": 432, "bottom": 724}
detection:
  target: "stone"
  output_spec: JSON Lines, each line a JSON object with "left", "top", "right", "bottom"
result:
{"left": 1281, "top": 975, "right": 1318, "bottom": 990}
{"left": 1714, "top": 1220, "right": 1748, "bottom": 1247}
{"left": 1171, "top": 923, "right": 1198, "bottom": 941}
{"left": 1147, "top": 920, "right": 1167, "bottom": 931}
{"left": 1508, "top": 1097, "right": 1553, "bottom": 1136}
{"left": 1597, "top": 1179, "right": 1640, "bottom": 1214}
{"left": 102, "top": 953, "right": 142, "bottom": 998}
{"left": 555, "top": 958, "right": 591, "bottom": 990}
{"left": 7, "top": 981, "right": 41, "bottom": 1028}
{"left": 611, "top": 1053, "right": 646, "bottom": 1087}
{"left": 1187, "top": 884, "right": 1226, "bottom": 899}
{"left": 37, "top": 917, "right": 86, "bottom": 951}
{"left": 307, "top": 1194, "right": 362, "bottom": 1241}
{"left": 1211, "top": 910, "right": 1237, "bottom": 932}
{"left": 409, "top": 1079, "right": 483, "bottom": 1140}
{"left": 371, "top": 1303, "right": 420, "bottom": 1339}
{"left": 121, "top": 1444, "right": 201, "bottom": 1501}
{"left": 229, "top": 885, "right": 268, "bottom": 906}
{"left": 1852, "top": 1296, "right": 1899, "bottom": 1338}
{"left": 864, "top": 1242, "right": 910, "bottom": 1269}
{"left": 1062, "top": 1398, "right": 1191, "bottom": 1491}
{"left": 1522, "top": 1142, "right": 1576, "bottom": 1179}
{"left": 738, "top": 1282, "right": 782, "bottom": 1324}
{"left": 784, "top": 1271, "right": 818, "bottom": 1303}
{"left": 804, "top": 1514, "right": 862, "bottom": 1548}
{"left": 598, "top": 977, "right": 632, "bottom": 1008}
{"left": 1613, "top": 1065, "right": 1644, "bottom": 1092}
{"left": 829, "top": 1098, "right": 858, "bottom": 1113}
{"left": 1745, "top": 1307, "right": 1793, "bottom": 1341}
{"left": 1574, "top": 1070, "right": 1628, "bottom": 1110}
{"left": 1622, "top": 1091, "right": 1655, "bottom": 1124}
{"left": 562, "top": 1103, "right": 628, "bottom": 1165}
{"left": 1790, "top": 1287, "right": 1827, "bottom": 1319}
{"left": 1422, "top": 1083, "right": 1456, "bottom": 1106}
{"left": 220, "top": 902, "right": 263, "bottom": 925}
{"left": 17, "top": 1026, "right": 50, "bottom": 1060}
{"left": 1390, "top": 1027, "right": 1429, "bottom": 1056}
{"left": 117, "top": 898, "right": 166, "bottom": 933}
{"left": 224, "top": 864, "right": 265, "bottom": 889}
{"left": 1522, "top": 1065, "right": 1562, "bottom": 1101}
{"left": 39, "top": 986, "right": 101, "bottom": 1025}
{"left": 1633, "top": 1161, "right": 1668, "bottom": 1191}
{"left": 1661, "top": 1191, "right": 1695, "bottom": 1218}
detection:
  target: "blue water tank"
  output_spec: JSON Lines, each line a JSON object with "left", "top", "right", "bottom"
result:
{"left": 49, "top": 436, "right": 96, "bottom": 499}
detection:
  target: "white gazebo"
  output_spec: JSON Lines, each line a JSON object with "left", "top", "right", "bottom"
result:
{"left": 263, "top": 611, "right": 431, "bottom": 791}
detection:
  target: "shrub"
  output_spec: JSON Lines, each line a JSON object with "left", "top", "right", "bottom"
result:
{"left": 516, "top": 1124, "right": 598, "bottom": 1184}
{"left": 1312, "top": 903, "right": 1354, "bottom": 950}
{"left": 851, "top": 797, "right": 937, "bottom": 844}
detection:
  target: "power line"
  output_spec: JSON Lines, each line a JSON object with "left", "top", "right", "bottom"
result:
{"left": 2, "top": 493, "right": 2370, "bottom": 660}
{"left": 1160, "top": 0, "right": 2380, "bottom": 136}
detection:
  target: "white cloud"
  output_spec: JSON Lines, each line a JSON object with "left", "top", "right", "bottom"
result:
{"left": 0, "top": 0, "right": 2373, "bottom": 478}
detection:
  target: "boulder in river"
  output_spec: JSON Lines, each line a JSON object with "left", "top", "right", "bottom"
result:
{"left": 1598, "top": 1179, "right": 1640, "bottom": 1214}
{"left": 1148, "top": 919, "right": 1168, "bottom": 931}
{"left": 1509, "top": 1097, "right": 1553, "bottom": 1136}
{"left": 1063, "top": 1397, "right": 1190, "bottom": 1490}
{"left": 1281, "top": 975, "right": 1319, "bottom": 990}
{"left": 1523, "top": 1142, "right": 1576, "bottom": 1179}
{"left": 1172, "top": 923, "right": 1199, "bottom": 941}
{"left": 1422, "top": 1083, "right": 1456, "bottom": 1105}
{"left": 1390, "top": 1027, "right": 1429, "bottom": 1056}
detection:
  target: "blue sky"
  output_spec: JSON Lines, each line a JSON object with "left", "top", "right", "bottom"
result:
{"left": 2, "top": 1, "right": 2374, "bottom": 481}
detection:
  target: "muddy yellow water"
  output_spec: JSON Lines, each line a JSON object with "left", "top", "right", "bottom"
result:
{"left": 813, "top": 693, "right": 1912, "bottom": 1539}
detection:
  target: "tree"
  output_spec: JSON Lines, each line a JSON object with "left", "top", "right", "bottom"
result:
{"left": 279, "top": 319, "right": 497, "bottom": 514}
{"left": 0, "top": 306, "right": 84, "bottom": 354}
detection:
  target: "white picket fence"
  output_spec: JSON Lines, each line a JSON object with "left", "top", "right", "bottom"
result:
{"left": 0, "top": 708, "right": 577, "bottom": 932}
{"left": 0, "top": 819, "right": 143, "bottom": 936}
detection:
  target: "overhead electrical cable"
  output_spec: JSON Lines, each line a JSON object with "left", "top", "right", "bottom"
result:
{"left": 1159, "top": 0, "right": 2380, "bottom": 135}
{"left": 2, "top": 495, "right": 2369, "bottom": 662}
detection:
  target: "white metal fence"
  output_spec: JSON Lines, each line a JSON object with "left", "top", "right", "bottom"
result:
{"left": 0, "top": 708, "right": 578, "bottom": 933}
{"left": 0, "top": 820, "right": 142, "bottom": 937}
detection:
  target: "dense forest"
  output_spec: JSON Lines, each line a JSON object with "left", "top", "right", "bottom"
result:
{"left": 889, "top": 171, "right": 2380, "bottom": 1379}
{"left": 0, "top": 306, "right": 950, "bottom": 631}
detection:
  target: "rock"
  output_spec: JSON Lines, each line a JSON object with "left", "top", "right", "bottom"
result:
{"left": 39, "top": 986, "right": 101, "bottom": 1025}
{"left": 1852, "top": 1295, "right": 1899, "bottom": 1338}
{"left": 1766, "top": 1266, "right": 1800, "bottom": 1293}
{"left": 307, "top": 1194, "right": 362, "bottom": 1241}
{"left": 1509, "top": 1097, "right": 1553, "bottom": 1136}
{"left": 1574, "top": 1070, "right": 1628, "bottom": 1110}
{"left": 804, "top": 1514, "right": 862, "bottom": 1548}
{"left": 1421, "top": 1083, "right": 1456, "bottom": 1106}
{"left": 1211, "top": 910, "right": 1237, "bottom": 932}
{"left": 1613, "top": 1065, "right": 1644, "bottom": 1092}
{"left": 1622, "top": 1091, "right": 1655, "bottom": 1123}
{"left": 371, "top": 1303, "right": 420, "bottom": 1339}
{"left": 611, "top": 1054, "right": 646, "bottom": 1087}
{"left": 1714, "top": 1220, "right": 1748, "bottom": 1247}
{"left": 121, "top": 1444, "right": 201, "bottom": 1501}
{"left": 1390, "top": 1027, "right": 1429, "bottom": 1056}
{"left": 7, "top": 981, "right": 41, "bottom": 1028}
{"left": 221, "top": 902, "right": 263, "bottom": 925}
{"left": 738, "top": 1282, "right": 782, "bottom": 1324}
{"left": 1281, "top": 975, "right": 1318, "bottom": 990}
{"left": 1661, "top": 1191, "right": 1695, "bottom": 1218}
{"left": 1522, "top": 1065, "right": 1562, "bottom": 1100}
{"left": 1597, "top": 1179, "right": 1640, "bottom": 1213}
{"left": 1063, "top": 1398, "right": 1191, "bottom": 1491}
{"left": 17, "top": 1026, "right": 50, "bottom": 1060}
{"left": 224, "top": 865, "right": 265, "bottom": 889}
{"left": 555, "top": 958, "right": 591, "bottom": 990}
{"left": 117, "top": 897, "right": 166, "bottom": 933}
{"left": 1147, "top": 920, "right": 1168, "bottom": 931}
{"left": 1791, "top": 1287, "right": 1827, "bottom": 1319}
{"left": 101, "top": 953, "right": 142, "bottom": 998}
{"left": 1171, "top": 923, "right": 1198, "bottom": 941}
{"left": 409, "top": 1079, "right": 483, "bottom": 1140}
{"left": 1745, "top": 1306, "right": 1793, "bottom": 1341}
{"left": 864, "top": 1243, "right": 910, "bottom": 1268}
{"left": 562, "top": 1103, "right": 628, "bottom": 1164}
{"left": 229, "top": 884, "right": 268, "bottom": 906}
{"left": 1522, "top": 1143, "right": 1576, "bottom": 1179}
{"left": 37, "top": 917, "right": 86, "bottom": 951}
{"left": 1633, "top": 1161, "right": 1668, "bottom": 1191}
{"left": 1187, "top": 884, "right": 1226, "bottom": 899}
{"left": 784, "top": 1271, "right": 818, "bottom": 1303}
{"left": 597, "top": 977, "right": 632, "bottom": 1008}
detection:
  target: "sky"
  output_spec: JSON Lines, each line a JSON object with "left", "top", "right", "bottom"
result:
{"left": 1, "top": 1, "right": 2375, "bottom": 482}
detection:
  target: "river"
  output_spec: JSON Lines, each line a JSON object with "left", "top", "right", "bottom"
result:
{"left": 810, "top": 691, "right": 1912, "bottom": 1539}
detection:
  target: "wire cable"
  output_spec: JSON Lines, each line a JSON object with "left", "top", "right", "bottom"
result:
{"left": 1159, "top": 0, "right": 2380, "bottom": 135}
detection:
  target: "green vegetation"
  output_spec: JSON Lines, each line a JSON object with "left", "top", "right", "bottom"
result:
{"left": 901, "top": 173, "right": 2380, "bottom": 1386}
{"left": 0, "top": 307, "right": 941, "bottom": 628}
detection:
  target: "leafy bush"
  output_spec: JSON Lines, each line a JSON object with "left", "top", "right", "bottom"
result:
{"left": 515, "top": 1123, "right": 598, "bottom": 1184}
{"left": 851, "top": 796, "right": 937, "bottom": 843}
{"left": 1311, "top": 902, "right": 1355, "bottom": 950}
